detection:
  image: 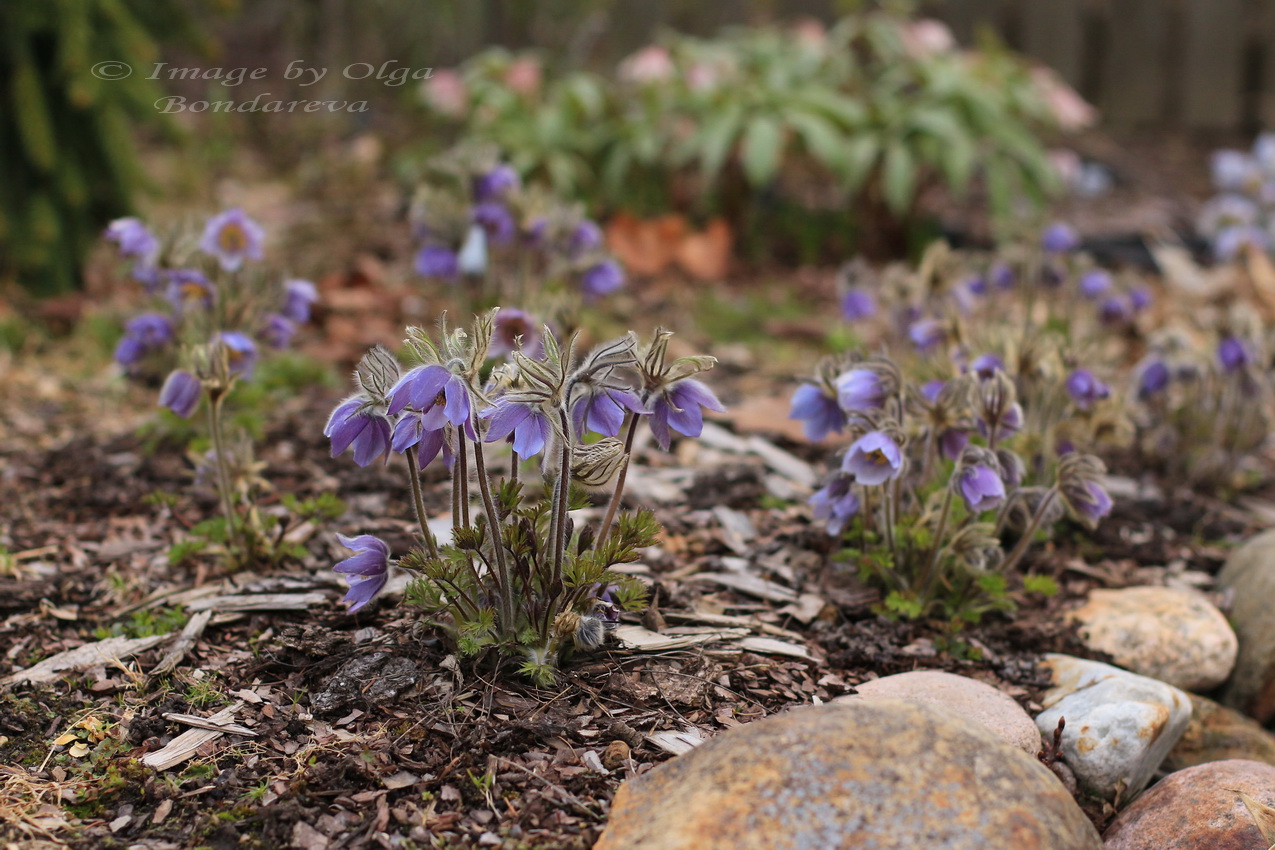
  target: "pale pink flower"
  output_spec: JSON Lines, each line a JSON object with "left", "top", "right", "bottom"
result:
{"left": 619, "top": 45, "right": 674, "bottom": 85}
{"left": 505, "top": 57, "right": 542, "bottom": 96}
{"left": 901, "top": 19, "right": 955, "bottom": 58}
{"left": 1032, "top": 67, "right": 1097, "bottom": 132}
{"left": 423, "top": 69, "right": 468, "bottom": 117}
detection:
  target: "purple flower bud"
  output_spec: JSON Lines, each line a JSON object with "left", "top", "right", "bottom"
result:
{"left": 199, "top": 208, "right": 265, "bottom": 273}
{"left": 581, "top": 260, "right": 625, "bottom": 299}
{"left": 939, "top": 427, "right": 969, "bottom": 461}
{"left": 965, "top": 274, "right": 988, "bottom": 296}
{"left": 1079, "top": 270, "right": 1112, "bottom": 299}
{"left": 970, "top": 354, "right": 1004, "bottom": 380}
{"left": 1041, "top": 262, "right": 1066, "bottom": 288}
{"left": 1137, "top": 359, "right": 1170, "bottom": 398}
{"left": 1041, "top": 223, "right": 1079, "bottom": 254}
{"left": 1072, "top": 481, "right": 1113, "bottom": 524}
{"left": 166, "top": 270, "right": 215, "bottom": 312}
{"left": 840, "top": 288, "right": 877, "bottom": 322}
{"left": 216, "top": 332, "right": 258, "bottom": 378}
{"left": 282, "top": 279, "right": 318, "bottom": 323}
{"left": 809, "top": 474, "right": 860, "bottom": 536}
{"left": 1066, "top": 369, "right": 1110, "bottom": 410}
{"left": 991, "top": 262, "right": 1015, "bottom": 290}
{"left": 1098, "top": 295, "right": 1132, "bottom": 325}
{"left": 1129, "top": 287, "right": 1152, "bottom": 313}
{"left": 790, "top": 383, "right": 845, "bottom": 442}
{"left": 114, "top": 313, "right": 174, "bottom": 366}
{"left": 1218, "top": 336, "right": 1251, "bottom": 373}
{"left": 473, "top": 201, "right": 516, "bottom": 244}
{"left": 835, "top": 369, "right": 886, "bottom": 412}
{"left": 333, "top": 533, "right": 391, "bottom": 612}
{"left": 958, "top": 464, "right": 1005, "bottom": 513}
{"left": 908, "top": 319, "right": 944, "bottom": 352}
{"left": 841, "top": 431, "right": 903, "bottom": 486}
{"left": 415, "top": 245, "right": 459, "bottom": 280}
{"left": 158, "top": 370, "right": 201, "bottom": 418}
{"left": 474, "top": 165, "right": 520, "bottom": 202}
{"left": 262, "top": 313, "right": 297, "bottom": 349}
{"left": 920, "top": 380, "right": 946, "bottom": 403}
{"left": 105, "top": 217, "right": 159, "bottom": 262}
{"left": 568, "top": 220, "right": 604, "bottom": 257}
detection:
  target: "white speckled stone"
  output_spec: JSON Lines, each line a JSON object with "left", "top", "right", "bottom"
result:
{"left": 596, "top": 700, "right": 1102, "bottom": 850}
{"left": 837, "top": 670, "right": 1042, "bottom": 754}
{"left": 1035, "top": 654, "right": 1191, "bottom": 798}
{"left": 1067, "top": 586, "right": 1237, "bottom": 692}
{"left": 1217, "top": 529, "right": 1275, "bottom": 721}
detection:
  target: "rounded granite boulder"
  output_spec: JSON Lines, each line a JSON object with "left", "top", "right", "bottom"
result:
{"left": 595, "top": 700, "right": 1101, "bottom": 850}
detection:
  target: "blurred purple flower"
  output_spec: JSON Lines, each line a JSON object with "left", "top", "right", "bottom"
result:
{"left": 490, "top": 308, "right": 542, "bottom": 358}
{"left": 282, "top": 279, "right": 318, "bottom": 323}
{"left": 581, "top": 260, "right": 625, "bottom": 299}
{"left": 1137, "top": 359, "right": 1170, "bottom": 398}
{"left": 1066, "top": 369, "right": 1110, "bottom": 410}
{"left": 965, "top": 274, "right": 988, "bottom": 296}
{"left": 920, "top": 380, "right": 945, "bottom": 403}
{"left": 105, "top": 217, "right": 159, "bottom": 263}
{"left": 958, "top": 464, "right": 1005, "bottom": 512}
{"left": 1041, "top": 223, "right": 1079, "bottom": 254}
{"left": 1128, "top": 286, "right": 1152, "bottom": 313}
{"left": 200, "top": 208, "right": 265, "bottom": 272}
{"left": 1071, "top": 481, "right": 1113, "bottom": 524}
{"left": 1211, "top": 150, "right": 1257, "bottom": 192}
{"left": 647, "top": 379, "right": 725, "bottom": 451}
{"left": 970, "top": 354, "right": 1003, "bottom": 380}
{"left": 789, "top": 383, "right": 844, "bottom": 442}
{"left": 158, "top": 369, "right": 201, "bottom": 418}
{"left": 114, "top": 313, "right": 173, "bottom": 366}
{"left": 568, "top": 220, "right": 604, "bottom": 257}
{"left": 841, "top": 430, "right": 903, "bottom": 486}
{"left": 1218, "top": 336, "right": 1251, "bottom": 373}
{"left": 473, "top": 202, "right": 516, "bottom": 244}
{"left": 166, "top": 270, "right": 215, "bottom": 312}
{"left": 835, "top": 369, "right": 886, "bottom": 412}
{"left": 908, "top": 319, "right": 944, "bottom": 352}
{"left": 1214, "top": 225, "right": 1268, "bottom": 261}
{"left": 474, "top": 165, "right": 520, "bottom": 202}
{"left": 216, "top": 332, "right": 258, "bottom": 377}
{"left": 1079, "top": 270, "right": 1112, "bottom": 299}
{"left": 333, "top": 534, "right": 391, "bottom": 612}
{"left": 939, "top": 427, "right": 970, "bottom": 461}
{"left": 325, "top": 398, "right": 392, "bottom": 466}
{"left": 809, "top": 474, "right": 860, "bottom": 535}
{"left": 840, "top": 288, "right": 877, "bottom": 321}
{"left": 415, "top": 245, "right": 459, "bottom": 280}
{"left": 1099, "top": 295, "right": 1132, "bottom": 325}
{"left": 991, "top": 262, "right": 1015, "bottom": 290}
{"left": 261, "top": 313, "right": 297, "bottom": 349}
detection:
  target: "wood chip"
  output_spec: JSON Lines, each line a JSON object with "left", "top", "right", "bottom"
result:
{"left": 2, "top": 633, "right": 171, "bottom": 685}
{"left": 161, "top": 710, "right": 256, "bottom": 736}
{"left": 662, "top": 610, "right": 807, "bottom": 642}
{"left": 646, "top": 727, "right": 708, "bottom": 755}
{"left": 613, "top": 625, "right": 746, "bottom": 651}
{"left": 150, "top": 610, "right": 213, "bottom": 676}
{"left": 692, "top": 572, "right": 798, "bottom": 603}
{"left": 738, "top": 637, "right": 816, "bottom": 662}
{"left": 186, "top": 592, "right": 329, "bottom": 612}
{"left": 142, "top": 702, "right": 245, "bottom": 770}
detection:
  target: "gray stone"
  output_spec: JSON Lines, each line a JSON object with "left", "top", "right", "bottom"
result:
{"left": 1034, "top": 654, "right": 1191, "bottom": 799}
{"left": 1067, "top": 586, "right": 1237, "bottom": 692}
{"left": 1104, "top": 760, "right": 1275, "bottom": 849}
{"left": 595, "top": 700, "right": 1102, "bottom": 850}
{"left": 1217, "top": 529, "right": 1275, "bottom": 721}
{"left": 838, "top": 670, "right": 1041, "bottom": 754}
{"left": 1164, "top": 694, "right": 1275, "bottom": 772}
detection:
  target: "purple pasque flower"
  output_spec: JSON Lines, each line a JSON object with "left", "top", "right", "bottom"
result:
{"left": 415, "top": 245, "right": 459, "bottom": 280}
{"left": 216, "top": 332, "right": 258, "bottom": 377}
{"left": 840, "top": 288, "right": 877, "bottom": 321}
{"left": 391, "top": 412, "right": 449, "bottom": 468}
{"left": 1071, "top": 480, "right": 1113, "bottom": 524}
{"left": 841, "top": 430, "right": 904, "bottom": 486}
{"left": 809, "top": 473, "right": 860, "bottom": 536}
{"left": 965, "top": 274, "right": 988, "bottom": 296}
{"left": 1137, "top": 359, "right": 1170, "bottom": 398}
{"left": 920, "top": 380, "right": 946, "bottom": 403}
{"left": 105, "top": 217, "right": 159, "bottom": 263}
{"left": 1099, "top": 295, "right": 1132, "bottom": 325}
{"left": 333, "top": 534, "right": 391, "bottom": 612}
{"left": 1214, "top": 225, "right": 1268, "bottom": 261}
{"left": 908, "top": 319, "right": 945, "bottom": 352}
{"left": 1079, "top": 270, "right": 1112, "bottom": 299}
{"left": 325, "top": 397, "right": 392, "bottom": 466}
{"left": 789, "top": 383, "right": 845, "bottom": 442}
{"left": 978, "top": 402, "right": 1023, "bottom": 442}
{"left": 581, "top": 260, "right": 625, "bottom": 299}
{"left": 473, "top": 201, "right": 516, "bottom": 244}
{"left": 573, "top": 388, "right": 646, "bottom": 438}
{"left": 939, "top": 427, "right": 970, "bottom": 461}
{"left": 282, "top": 279, "right": 318, "bottom": 323}
{"left": 991, "top": 262, "right": 1015, "bottom": 290}
{"left": 1066, "top": 369, "right": 1110, "bottom": 410}
{"left": 1211, "top": 149, "right": 1257, "bottom": 192}
{"left": 386, "top": 365, "right": 474, "bottom": 435}
{"left": 158, "top": 369, "right": 202, "bottom": 418}
{"left": 1041, "top": 222, "right": 1079, "bottom": 254}
{"left": 1218, "top": 336, "right": 1252, "bottom": 373}
{"left": 481, "top": 398, "right": 556, "bottom": 457}
{"left": 957, "top": 464, "right": 1005, "bottom": 512}
{"left": 969, "top": 354, "right": 1004, "bottom": 380}
{"left": 647, "top": 379, "right": 725, "bottom": 451}
{"left": 166, "top": 269, "right": 215, "bottom": 312}
{"left": 567, "top": 220, "right": 604, "bottom": 257}
{"left": 474, "top": 164, "right": 520, "bottom": 202}
{"left": 1129, "top": 286, "right": 1152, "bottom": 313}
{"left": 199, "top": 208, "right": 265, "bottom": 272}
{"left": 114, "top": 312, "right": 174, "bottom": 366}
{"left": 491, "top": 308, "right": 543, "bottom": 359}
{"left": 835, "top": 369, "right": 886, "bottom": 412}
{"left": 261, "top": 313, "right": 297, "bottom": 349}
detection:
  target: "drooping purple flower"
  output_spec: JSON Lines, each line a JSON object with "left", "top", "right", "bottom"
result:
{"left": 970, "top": 354, "right": 1004, "bottom": 380}
{"left": 216, "top": 332, "right": 258, "bottom": 378}
{"left": 474, "top": 164, "right": 520, "bottom": 202}
{"left": 415, "top": 245, "right": 459, "bottom": 280}
{"left": 1128, "top": 287, "right": 1152, "bottom": 313}
{"left": 1041, "top": 222, "right": 1079, "bottom": 254}
{"left": 1211, "top": 149, "right": 1257, "bottom": 192}
{"left": 840, "top": 288, "right": 877, "bottom": 322}
{"left": 809, "top": 474, "right": 860, "bottom": 536}
{"left": 481, "top": 399, "right": 555, "bottom": 457}
{"left": 567, "top": 220, "right": 604, "bottom": 257}
{"left": 1098, "top": 295, "right": 1132, "bottom": 326}
{"left": 490, "top": 309, "right": 542, "bottom": 358}
{"left": 920, "top": 380, "right": 946, "bottom": 403}
{"left": 835, "top": 369, "right": 886, "bottom": 412}
{"left": 199, "top": 208, "right": 265, "bottom": 272}
{"left": 473, "top": 202, "right": 516, "bottom": 244}
{"left": 333, "top": 534, "right": 391, "bottom": 612}
{"left": 1137, "top": 359, "right": 1170, "bottom": 398}
{"left": 991, "top": 262, "right": 1015, "bottom": 290}
{"left": 325, "top": 397, "right": 392, "bottom": 466}
{"left": 282, "top": 279, "right": 318, "bottom": 323}
{"left": 1079, "top": 270, "right": 1112, "bottom": 299}
{"left": 260, "top": 314, "right": 297, "bottom": 349}
{"left": 958, "top": 465, "right": 1006, "bottom": 512}
{"left": 158, "top": 369, "right": 201, "bottom": 418}
{"left": 789, "top": 383, "right": 845, "bottom": 442}
{"left": 166, "top": 270, "right": 215, "bottom": 312}
{"left": 1218, "top": 336, "right": 1251, "bottom": 373}
{"left": 581, "top": 260, "right": 625, "bottom": 299}
{"left": 105, "top": 217, "right": 159, "bottom": 263}
{"left": 1066, "top": 369, "right": 1110, "bottom": 410}
{"left": 965, "top": 274, "right": 988, "bottom": 296}
{"left": 390, "top": 412, "right": 449, "bottom": 468}
{"left": 572, "top": 388, "right": 646, "bottom": 438}
{"left": 114, "top": 313, "right": 174, "bottom": 366}
{"left": 939, "top": 427, "right": 970, "bottom": 461}
{"left": 1071, "top": 480, "right": 1113, "bottom": 524}
{"left": 841, "top": 430, "right": 904, "bottom": 486}
{"left": 647, "top": 379, "right": 725, "bottom": 451}
{"left": 386, "top": 365, "right": 474, "bottom": 435}
{"left": 979, "top": 402, "right": 1023, "bottom": 442}
{"left": 908, "top": 319, "right": 945, "bottom": 352}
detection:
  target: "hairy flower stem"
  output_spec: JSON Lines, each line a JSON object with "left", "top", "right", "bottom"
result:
{"left": 919, "top": 486, "right": 955, "bottom": 601}
{"left": 879, "top": 485, "right": 899, "bottom": 570}
{"left": 510, "top": 449, "right": 520, "bottom": 489}
{"left": 405, "top": 452, "right": 440, "bottom": 561}
{"left": 457, "top": 439, "right": 472, "bottom": 529}
{"left": 999, "top": 487, "right": 1058, "bottom": 574}
{"left": 551, "top": 408, "right": 574, "bottom": 584}
{"left": 207, "top": 393, "right": 248, "bottom": 564}
{"left": 595, "top": 413, "right": 640, "bottom": 548}
{"left": 472, "top": 439, "right": 516, "bottom": 631}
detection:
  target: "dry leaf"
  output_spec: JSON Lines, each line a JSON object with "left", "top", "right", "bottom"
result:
{"left": 675, "top": 218, "right": 732, "bottom": 280}
{"left": 68, "top": 742, "right": 90, "bottom": 758}
{"left": 1233, "top": 789, "right": 1275, "bottom": 847}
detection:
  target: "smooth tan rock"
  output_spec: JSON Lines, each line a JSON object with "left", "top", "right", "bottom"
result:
{"left": 1217, "top": 530, "right": 1275, "bottom": 721}
{"left": 596, "top": 701, "right": 1102, "bottom": 850}
{"left": 1035, "top": 654, "right": 1191, "bottom": 798}
{"left": 1067, "top": 586, "right": 1237, "bottom": 692}
{"left": 1104, "top": 760, "right": 1275, "bottom": 849}
{"left": 837, "top": 670, "right": 1041, "bottom": 754}
{"left": 1164, "top": 694, "right": 1275, "bottom": 772}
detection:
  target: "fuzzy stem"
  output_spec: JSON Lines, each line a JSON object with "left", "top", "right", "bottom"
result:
{"left": 552, "top": 408, "right": 574, "bottom": 585}
{"left": 509, "top": 449, "right": 520, "bottom": 489}
{"left": 596, "top": 413, "right": 640, "bottom": 548}
{"left": 919, "top": 485, "right": 955, "bottom": 601}
{"left": 405, "top": 451, "right": 440, "bottom": 561}
{"left": 999, "top": 487, "right": 1058, "bottom": 574}
{"left": 207, "top": 392, "right": 247, "bottom": 564}
{"left": 472, "top": 438, "right": 516, "bottom": 631}
{"left": 457, "top": 438, "right": 472, "bottom": 529}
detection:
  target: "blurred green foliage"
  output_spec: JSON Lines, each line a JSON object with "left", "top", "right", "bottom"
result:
{"left": 0, "top": 1, "right": 205, "bottom": 296}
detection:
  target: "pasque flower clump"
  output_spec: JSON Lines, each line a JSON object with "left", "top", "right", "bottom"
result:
{"left": 326, "top": 310, "right": 722, "bottom": 684}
